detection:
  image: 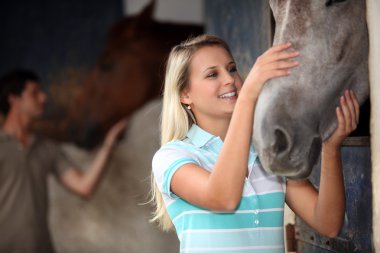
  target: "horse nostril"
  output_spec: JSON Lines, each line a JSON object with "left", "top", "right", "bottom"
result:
{"left": 273, "top": 128, "right": 289, "bottom": 155}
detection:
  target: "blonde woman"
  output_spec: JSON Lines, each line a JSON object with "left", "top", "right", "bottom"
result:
{"left": 151, "top": 34, "right": 359, "bottom": 252}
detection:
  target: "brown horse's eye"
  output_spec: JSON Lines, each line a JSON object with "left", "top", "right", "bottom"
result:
{"left": 326, "top": 0, "right": 347, "bottom": 7}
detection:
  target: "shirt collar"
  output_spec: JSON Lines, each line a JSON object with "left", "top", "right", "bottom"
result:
{"left": 0, "top": 129, "right": 38, "bottom": 148}
{"left": 186, "top": 124, "right": 216, "bottom": 148}
{"left": 186, "top": 124, "right": 258, "bottom": 172}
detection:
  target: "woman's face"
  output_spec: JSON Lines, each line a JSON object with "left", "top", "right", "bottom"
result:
{"left": 181, "top": 46, "right": 243, "bottom": 123}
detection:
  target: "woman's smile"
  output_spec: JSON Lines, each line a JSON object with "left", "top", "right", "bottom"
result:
{"left": 218, "top": 90, "right": 238, "bottom": 99}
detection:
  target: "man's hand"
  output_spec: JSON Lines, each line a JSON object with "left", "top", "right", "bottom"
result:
{"left": 103, "top": 118, "right": 129, "bottom": 148}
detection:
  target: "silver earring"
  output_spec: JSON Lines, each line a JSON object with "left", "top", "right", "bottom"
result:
{"left": 187, "top": 105, "right": 191, "bottom": 110}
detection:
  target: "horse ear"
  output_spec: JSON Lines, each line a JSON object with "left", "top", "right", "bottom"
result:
{"left": 138, "top": 0, "right": 155, "bottom": 21}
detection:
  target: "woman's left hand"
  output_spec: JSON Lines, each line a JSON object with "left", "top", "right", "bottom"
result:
{"left": 324, "top": 89, "right": 360, "bottom": 148}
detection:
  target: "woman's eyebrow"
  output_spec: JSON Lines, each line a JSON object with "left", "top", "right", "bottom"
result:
{"left": 202, "top": 66, "right": 217, "bottom": 74}
{"left": 202, "top": 61, "right": 235, "bottom": 74}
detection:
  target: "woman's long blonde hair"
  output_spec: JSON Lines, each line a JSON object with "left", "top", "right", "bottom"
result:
{"left": 150, "top": 34, "right": 232, "bottom": 231}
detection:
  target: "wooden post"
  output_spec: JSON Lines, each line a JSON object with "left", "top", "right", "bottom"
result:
{"left": 367, "top": 0, "right": 380, "bottom": 251}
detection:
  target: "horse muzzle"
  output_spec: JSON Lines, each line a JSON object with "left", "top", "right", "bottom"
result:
{"left": 253, "top": 106, "right": 322, "bottom": 179}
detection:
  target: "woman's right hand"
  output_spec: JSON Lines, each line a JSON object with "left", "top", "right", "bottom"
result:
{"left": 241, "top": 43, "right": 299, "bottom": 99}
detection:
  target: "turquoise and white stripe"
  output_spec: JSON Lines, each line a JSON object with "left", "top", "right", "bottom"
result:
{"left": 152, "top": 124, "right": 286, "bottom": 253}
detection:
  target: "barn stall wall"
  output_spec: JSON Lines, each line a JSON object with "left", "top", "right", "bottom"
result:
{"left": 295, "top": 140, "right": 372, "bottom": 252}
{"left": 205, "top": 0, "right": 272, "bottom": 79}
{"left": 0, "top": 0, "right": 123, "bottom": 116}
{"left": 0, "top": 0, "right": 122, "bottom": 81}
{"left": 205, "top": 1, "right": 374, "bottom": 252}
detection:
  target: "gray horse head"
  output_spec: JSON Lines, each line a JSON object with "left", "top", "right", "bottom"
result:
{"left": 252, "top": 0, "right": 369, "bottom": 179}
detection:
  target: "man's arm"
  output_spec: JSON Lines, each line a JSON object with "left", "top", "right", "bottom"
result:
{"left": 60, "top": 119, "right": 128, "bottom": 198}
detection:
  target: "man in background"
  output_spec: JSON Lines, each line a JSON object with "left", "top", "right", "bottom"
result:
{"left": 0, "top": 69, "right": 127, "bottom": 253}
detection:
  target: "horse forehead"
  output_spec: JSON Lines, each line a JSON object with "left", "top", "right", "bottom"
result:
{"left": 271, "top": 0, "right": 312, "bottom": 37}
{"left": 273, "top": 0, "right": 363, "bottom": 22}
{"left": 271, "top": 0, "right": 312, "bottom": 16}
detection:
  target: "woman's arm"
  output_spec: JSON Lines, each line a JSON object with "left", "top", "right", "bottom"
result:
{"left": 172, "top": 44, "right": 299, "bottom": 211}
{"left": 286, "top": 90, "right": 359, "bottom": 237}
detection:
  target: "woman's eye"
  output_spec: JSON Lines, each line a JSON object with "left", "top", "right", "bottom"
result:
{"left": 207, "top": 72, "right": 217, "bottom": 78}
{"left": 228, "top": 66, "right": 237, "bottom": 73}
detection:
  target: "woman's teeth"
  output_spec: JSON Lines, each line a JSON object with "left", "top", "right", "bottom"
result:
{"left": 219, "top": 92, "right": 236, "bottom": 98}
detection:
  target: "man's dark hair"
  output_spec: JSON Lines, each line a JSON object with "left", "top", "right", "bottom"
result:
{"left": 0, "top": 69, "right": 39, "bottom": 115}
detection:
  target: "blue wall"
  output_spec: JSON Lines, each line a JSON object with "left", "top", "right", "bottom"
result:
{"left": 0, "top": 0, "right": 123, "bottom": 88}
{"left": 205, "top": 0, "right": 272, "bottom": 78}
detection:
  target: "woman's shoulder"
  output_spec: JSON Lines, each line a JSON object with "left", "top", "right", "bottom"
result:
{"left": 159, "top": 138, "right": 195, "bottom": 151}
{"left": 153, "top": 138, "right": 198, "bottom": 161}
{"left": 152, "top": 138, "right": 200, "bottom": 171}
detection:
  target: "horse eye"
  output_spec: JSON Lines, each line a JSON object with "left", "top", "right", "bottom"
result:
{"left": 326, "top": 0, "right": 347, "bottom": 7}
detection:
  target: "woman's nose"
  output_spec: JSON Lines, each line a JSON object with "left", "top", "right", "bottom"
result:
{"left": 222, "top": 70, "right": 235, "bottom": 85}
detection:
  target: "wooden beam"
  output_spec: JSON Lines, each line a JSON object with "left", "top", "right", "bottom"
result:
{"left": 367, "top": 0, "right": 380, "bottom": 251}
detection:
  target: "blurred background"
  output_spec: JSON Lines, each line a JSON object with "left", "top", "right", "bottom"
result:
{"left": 0, "top": 0, "right": 270, "bottom": 148}
{"left": 0, "top": 1, "right": 273, "bottom": 252}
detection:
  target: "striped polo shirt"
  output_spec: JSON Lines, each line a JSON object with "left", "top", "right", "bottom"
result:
{"left": 152, "top": 124, "right": 286, "bottom": 253}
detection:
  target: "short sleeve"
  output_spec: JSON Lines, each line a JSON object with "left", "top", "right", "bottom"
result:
{"left": 43, "top": 140, "right": 74, "bottom": 177}
{"left": 152, "top": 142, "right": 199, "bottom": 198}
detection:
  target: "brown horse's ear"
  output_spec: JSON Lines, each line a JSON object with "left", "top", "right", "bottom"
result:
{"left": 138, "top": 0, "right": 155, "bottom": 21}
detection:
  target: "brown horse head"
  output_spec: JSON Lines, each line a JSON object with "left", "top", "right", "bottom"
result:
{"left": 67, "top": 1, "right": 203, "bottom": 148}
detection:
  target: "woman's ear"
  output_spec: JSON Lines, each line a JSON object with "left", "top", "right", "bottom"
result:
{"left": 180, "top": 89, "right": 192, "bottom": 105}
